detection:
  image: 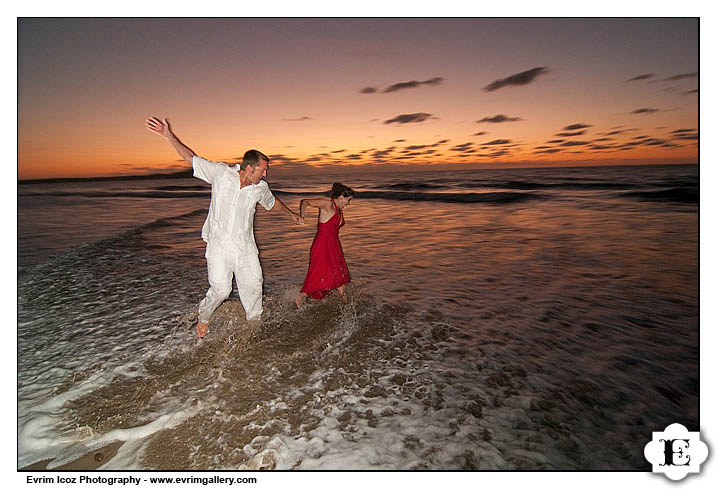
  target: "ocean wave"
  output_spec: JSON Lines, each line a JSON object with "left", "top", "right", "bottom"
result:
{"left": 621, "top": 188, "right": 698, "bottom": 204}
{"left": 463, "top": 181, "right": 642, "bottom": 191}
{"left": 18, "top": 190, "right": 210, "bottom": 199}
{"left": 355, "top": 190, "right": 543, "bottom": 204}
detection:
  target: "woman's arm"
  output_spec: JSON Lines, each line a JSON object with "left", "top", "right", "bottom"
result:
{"left": 300, "top": 198, "right": 333, "bottom": 222}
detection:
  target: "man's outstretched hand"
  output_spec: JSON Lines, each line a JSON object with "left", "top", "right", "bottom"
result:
{"left": 145, "top": 117, "right": 172, "bottom": 138}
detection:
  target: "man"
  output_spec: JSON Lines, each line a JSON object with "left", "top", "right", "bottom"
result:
{"left": 145, "top": 117, "right": 302, "bottom": 337}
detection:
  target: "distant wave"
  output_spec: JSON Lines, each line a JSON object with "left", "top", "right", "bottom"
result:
{"left": 18, "top": 190, "right": 210, "bottom": 199}
{"left": 622, "top": 188, "right": 698, "bottom": 204}
{"left": 355, "top": 190, "right": 543, "bottom": 204}
{"left": 381, "top": 182, "right": 447, "bottom": 191}
{"left": 466, "top": 181, "right": 642, "bottom": 191}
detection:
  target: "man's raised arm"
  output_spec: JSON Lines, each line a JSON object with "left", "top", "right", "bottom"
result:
{"left": 145, "top": 117, "right": 196, "bottom": 164}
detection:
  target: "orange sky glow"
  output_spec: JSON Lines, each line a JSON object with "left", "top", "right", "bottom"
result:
{"left": 18, "top": 18, "right": 698, "bottom": 180}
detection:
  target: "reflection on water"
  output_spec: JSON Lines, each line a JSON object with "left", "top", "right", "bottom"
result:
{"left": 17, "top": 165, "right": 698, "bottom": 469}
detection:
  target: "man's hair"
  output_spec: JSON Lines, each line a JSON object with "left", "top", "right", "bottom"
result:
{"left": 240, "top": 149, "right": 270, "bottom": 170}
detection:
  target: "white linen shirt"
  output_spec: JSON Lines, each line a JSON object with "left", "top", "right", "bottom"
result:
{"left": 193, "top": 156, "right": 276, "bottom": 254}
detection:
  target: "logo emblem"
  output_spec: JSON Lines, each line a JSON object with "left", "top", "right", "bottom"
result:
{"left": 644, "top": 423, "right": 709, "bottom": 480}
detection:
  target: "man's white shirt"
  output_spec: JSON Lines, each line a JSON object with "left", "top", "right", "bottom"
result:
{"left": 192, "top": 156, "right": 275, "bottom": 254}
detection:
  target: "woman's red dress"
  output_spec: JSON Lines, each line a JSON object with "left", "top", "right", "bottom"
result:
{"left": 300, "top": 200, "right": 350, "bottom": 299}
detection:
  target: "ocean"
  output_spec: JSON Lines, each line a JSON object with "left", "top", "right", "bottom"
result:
{"left": 17, "top": 164, "right": 699, "bottom": 470}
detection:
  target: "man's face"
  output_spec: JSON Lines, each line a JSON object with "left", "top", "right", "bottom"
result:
{"left": 249, "top": 160, "right": 268, "bottom": 184}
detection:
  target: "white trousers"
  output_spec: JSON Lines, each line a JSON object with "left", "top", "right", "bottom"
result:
{"left": 198, "top": 243, "right": 264, "bottom": 323}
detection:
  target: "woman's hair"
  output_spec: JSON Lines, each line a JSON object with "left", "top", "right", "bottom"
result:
{"left": 330, "top": 182, "right": 355, "bottom": 199}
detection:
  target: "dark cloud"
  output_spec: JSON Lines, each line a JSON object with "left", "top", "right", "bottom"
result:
{"left": 383, "top": 113, "right": 435, "bottom": 124}
{"left": 268, "top": 154, "right": 306, "bottom": 167}
{"left": 662, "top": 72, "right": 698, "bottom": 81}
{"left": 488, "top": 150, "right": 508, "bottom": 158}
{"left": 384, "top": 77, "right": 444, "bottom": 93}
{"left": 588, "top": 145, "right": 617, "bottom": 150}
{"left": 592, "top": 137, "right": 613, "bottom": 142}
{"left": 283, "top": 116, "right": 313, "bottom": 122}
{"left": 435, "top": 139, "right": 449, "bottom": 145}
{"left": 684, "top": 89, "right": 698, "bottom": 95}
{"left": 555, "top": 130, "right": 585, "bottom": 137}
{"left": 393, "top": 139, "right": 407, "bottom": 142}
{"left": 560, "top": 141, "right": 589, "bottom": 147}
{"left": 672, "top": 132, "right": 698, "bottom": 140}
{"left": 546, "top": 139, "right": 565, "bottom": 144}
{"left": 372, "top": 147, "right": 396, "bottom": 158}
{"left": 644, "top": 138, "right": 670, "bottom": 146}
{"left": 476, "top": 114, "right": 522, "bottom": 123}
{"left": 360, "top": 87, "right": 378, "bottom": 94}
{"left": 450, "top": 143, "right": 474, "bottom": 152}
{"left": 473, "top": 131, "right": 488, "bottom": 136}
{"left": 331, "top": 149, "right": 346, "bottom": 153}
{"left": 483, "top": 139, "right": 511, "bottom": 145}
{"left": 536, "top": 148, "right": 563, "bottom": 154}
{"left": 345, "top": 154, "right": 362, "bottom": 160}
{"left": 626, "top": 73, "right": 655, "bottom": 82}
{"left": 406, "top": 145, "right": 428, "bottom": 150}
{"left": 484, "top": 67, "right": 548, "bottom": 92}
{"left": 563, "top": 123, "right": 592, "bottom": 131}
{"left": 671, "top": 128, "right": 696, "bottom": 134}
{"left": 632, "top": 108, "right": 660, "bottom": 115}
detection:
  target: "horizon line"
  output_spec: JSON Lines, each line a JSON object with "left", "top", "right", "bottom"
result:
{"left": 17, "top": 160, "right": 698, "bottom": 185}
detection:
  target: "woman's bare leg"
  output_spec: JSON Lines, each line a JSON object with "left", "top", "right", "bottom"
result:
{"left": 295, "top": 292, "right": 307, "bottom": 308}
{"left": 337, "top": 285, "right": 347, "bottom": 302}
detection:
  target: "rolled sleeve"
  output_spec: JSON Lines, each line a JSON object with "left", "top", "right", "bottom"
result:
{"left": 258, "top": 181, "right": 276, "bottom": 210}
{"left": 193, "top": 156, "right": 221, "bottom": 184}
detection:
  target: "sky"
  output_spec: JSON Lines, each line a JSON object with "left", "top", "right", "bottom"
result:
{"left": 17, "top": 17, "right": 699, "bottom": 179}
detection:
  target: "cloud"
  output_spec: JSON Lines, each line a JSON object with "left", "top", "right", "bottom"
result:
{"left": 383, "top": 113, "right": 435, "bottom": 124}
{"left": 268, "top": 154, "right": 305, "bottom": 167}
{"left": 476, "top": 114, "right": 522, "bottom": 123}
{"left": 483, "top": 139, "right": 511, "bottom": 145}
{"left": 626, "top": 73, "right": 655, "bottom": 82}
{"left": 283, "top": 116, "right": 313, "bottom": 122}
{"left": 450, "top": 143, "right": 474, "bottom": 152}
{"left": 393, "top": 139, "right": 407, "bottom": 142}
{"left": 536, "top": 148, "right": 563, "bottom": 154}
{"left": 662, "top": 72, "right": 698, "bottom": 81}
{"left": 331, "top": 149, "right": 346, "bottom": 153}
{"left": 360, "top": 87, "right": 378, "bottom": 94}
{"left": 684, "top": 89, "right": 698, "bottom": 94}
{"left": 560, "top": 141, "right": 589, "bottom": 147}
{"left": 484, "top": 67, "right": 548, "bottom": 92}
{"left": 473, "top": 131, "right": 488, "bottom": 136}
{"left": 632, "top": 108, "right": 660, "bottom": 115}
{"left": 384, "top": 77, "right": 444, "bottom": 93}
{"left": 372, "top": 147, "right": 396, "bottom": 158}
{"left": 563, "top": 123, "right": 592, "bottom": 131}
{"left": 546, "top": 139, "right": 565, "bottom": 144}
{"left": 555, "top": 130, "right": 585, "bottom": 137}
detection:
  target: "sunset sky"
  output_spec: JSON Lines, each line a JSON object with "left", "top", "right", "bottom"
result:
{"left": 17, "top": 17, "right": 698, "bottom": 179}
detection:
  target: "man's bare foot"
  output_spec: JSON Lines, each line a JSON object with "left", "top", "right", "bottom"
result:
{"left": 294, "top": 293, "right": 306, "bottom": 309}
{"left": 338, "top": 286, "right": 348, "bottom": 302}
{"left": 196, "top": 321, "right": 209, "bottom": 338}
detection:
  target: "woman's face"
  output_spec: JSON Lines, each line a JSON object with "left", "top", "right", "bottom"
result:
{"left": 336, "top": 195, "right": 353, "bottom": 209}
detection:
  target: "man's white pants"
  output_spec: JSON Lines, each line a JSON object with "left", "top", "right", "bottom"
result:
{"left": 198, "top": 243, "right": 264, "bottom": 323}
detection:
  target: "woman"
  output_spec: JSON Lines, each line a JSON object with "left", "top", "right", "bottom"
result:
{"left": 295, "top": 183, "right": 354, "bottom": 307}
